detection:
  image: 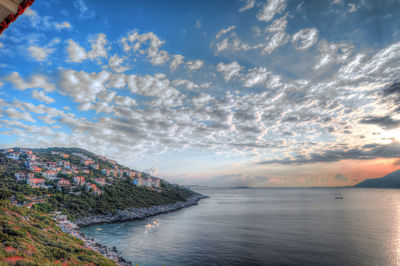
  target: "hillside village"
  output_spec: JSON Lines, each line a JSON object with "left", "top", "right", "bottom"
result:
{"left": 2, "top": 148, "right": 161, "bottom": 196}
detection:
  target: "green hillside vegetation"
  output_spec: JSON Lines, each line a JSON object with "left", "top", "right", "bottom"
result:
{"left": 0, "top": 147, "right": 198, "bottom": 220}
{"left": 0, "top": 193, "right": 115, "bottom": 265}
{"left": 32, "top": 179, "right": 196, "bottom": 220}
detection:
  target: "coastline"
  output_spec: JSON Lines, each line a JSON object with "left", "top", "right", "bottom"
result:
{"left": 58, "top": 195, "right": 208, "bottom": 265}
{"left": 75, "top": 194, "right": 208, "bottom": 227}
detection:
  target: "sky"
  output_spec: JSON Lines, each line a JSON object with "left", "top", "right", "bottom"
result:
{"left": 1, "top": 0, "right": 400, "bottom": 187}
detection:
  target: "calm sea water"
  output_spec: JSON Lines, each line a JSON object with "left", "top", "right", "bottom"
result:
{"left": 80, "top": 188, "right": 400, "bottom": 265}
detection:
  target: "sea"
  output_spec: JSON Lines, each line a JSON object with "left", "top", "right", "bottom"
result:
{"left": 80, "top": 188, "right": 400, "bottom": 265}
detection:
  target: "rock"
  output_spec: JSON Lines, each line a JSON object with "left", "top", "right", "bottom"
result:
{"left": 76, "top": 195, "right": 208, "bottom": 227}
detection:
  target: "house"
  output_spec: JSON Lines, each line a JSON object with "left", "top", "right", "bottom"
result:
{"left": 46, "top": 162, "right": 57, "bottom": 168}
{"left": 129, "top": 171, "right": 136, "bottom": 178}
{"left": 110, "top": 169, "right": 118, "bottom": 177}
{"left": 49, "top": 166, "right": 61, "bottom": 172}
{"left": 27, "top": 177, "right": 46, "bottom": 188}
{"left": 133, "top": 177, "right": 146, "bottom": 187}
{"left": 26, "top": 160, "right": 41, "bottom": 169}
{"left": 58, "top": 178, "right": 71, "bottom": 187}
{"left": 151, "top": 178, "right": 161, "bottom": 188}
{"left": 123, "top": 170, "right": 135, "bottom": 178}
{"left": 80, "top": 169, "right": 90, "bottom": 174}
{"left": 27, "top": 154, "right": 37, "bottom": 161}
{"left": 73, "top": 176, "right": 85, "bottom": 185}
{"left": 30, "top": 166, "right": 42, "bottom": 173}
{"left": 42, "top": 170, "right": 58, "bottom": 180}
{"left": 15, "top": 172, "right": 34, "bottom": 181}
{"left": 6, "top": 152, "right": 20, "bottom": 160}
{"left": 83, "top": 160, "right": 94, "bottom": 166}
{"left": 61, "top": 170, "right": 73, "bottom": 175}
{"left": 85, "top": 184, "right": 102, "bottom": 195}
{"left": 58, "top": 160, "right": 71, "bottom": 168}
{"left": 101, "top": 169, "right": 110, "bottom": 176}
{"left": 89, "top": 164, "right": 99, "bottom": 170}
{"left": 94, "top": 177, "right": 106, "bottom": 186}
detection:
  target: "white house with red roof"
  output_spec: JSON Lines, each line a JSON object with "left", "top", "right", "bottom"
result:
{"left": 58, "top": 178, "right": 71, "bottom": 187}
{"left": 86, "top": 183, "right": 102, "bottom": 195}
{"left": 27, "top": 177, "right": 46, "bottom": 188}
{"left": 94, "top": 177, "right": 106, "bottom": 186}
{"left": 29, "top": 165, "right": 42, "bottom": 173}
{"left": 15, "top": 172, "right": 34, "bottom": 181}
{"left": 42, "top": 170, "right": 58, "bottom": 180}
{"left": 73, "top": 176, "right": 86, "bottom": 185}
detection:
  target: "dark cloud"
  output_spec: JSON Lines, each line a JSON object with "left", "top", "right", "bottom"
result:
{"left": 257, "top": 143, "right": 400, "bottom": 165}
{"left": 360, "top": 115, "right": 400, "bottom": 129}
{"left": 205, "top": 174, "right": 274, "bottom": 187}
{"left": 334, "top": 174, "right": 348, "bottom": 182}
{"left": 383, "top": 82, "right": 400, "bottom": 97}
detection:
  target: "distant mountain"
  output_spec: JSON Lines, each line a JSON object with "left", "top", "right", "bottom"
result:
{"left": 354, "top": 169, "right": 400, "bottom": 188}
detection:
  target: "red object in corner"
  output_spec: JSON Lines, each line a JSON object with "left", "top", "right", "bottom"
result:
{"left": 0, "top": 0, "right": 36, "bottom": 35}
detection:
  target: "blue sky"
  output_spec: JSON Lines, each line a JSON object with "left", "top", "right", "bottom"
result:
{"left": 1, "top": 0, "right": 400, "bottom": 187}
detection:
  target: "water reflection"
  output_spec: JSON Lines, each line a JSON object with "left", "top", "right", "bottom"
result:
{"left": 81, "top": 188, "right": 400, "bottom": 266}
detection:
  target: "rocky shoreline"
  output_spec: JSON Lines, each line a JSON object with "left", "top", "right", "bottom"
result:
{"left": 83, "top": 237, "right": 132, "bottom": 265}
{"left": 76, "top": 195, "right": 208, "bottom": 227}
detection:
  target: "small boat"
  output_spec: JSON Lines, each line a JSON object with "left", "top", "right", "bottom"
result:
{"left": 334, "top": 196, "right": 343, "bottom": 199}
{"left": 96, "top": 227, "right": 103, "bottom": 231}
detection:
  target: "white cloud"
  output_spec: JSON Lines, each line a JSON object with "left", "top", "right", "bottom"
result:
{"left": 24, "top": 8, "right": 37, "bottom": 17}
{"left": 217, "top": 61, "right": 243, "bottom": 81}
{"left": 32, "top": 90, "right": 55, "bottom": 103}
{"left": 148, "top": 50, "right": 169, "bottom": 66}
{"left": 170, "top": 54, "right": 185, "bottom": 71}
{"left": 262, "top": 31, "right": 288, "bottom": 54}
{"left": 257, "top": 0, "right": 287, "bottom": 22}
{"left": 265, "top": 14, "right": 288, "bottom": 32}
{"left": 195, "top": 19, "right": 202, "bottom": 28}
{"left": 186, "top": 60, "right": 204, "bottom": 71}
{"left": 27, "top": 46, "right": 54, "bottom": 61}
{"left": 74, "top": 0, "right": 95, "bottom": 19}
{"left": 54, "top": 22, "right": 71, "bottom": 29}
{"left": 348, "top": 3, "right": 357, "bottom": 13}
{"left": 241, "top": 67, "right": 281, "bottom": 88}
{"left": 121, "top": 31, "right": 170, "bottom": 66}
{"left": 60, "top": 70, "right": 110, "bottom": 104}
{"left": 108, "top": 54, "right": 128, "bottom": 73}
{"left": 107, "top": 73, "right": 127, "bottom": 89}
{"left": 87, "top": 33, "right": 109, "bottom": 61}
{"left": 67, "top": 40, "right": 87, "bottom": 62}
{"left": 172, "top": 79, "right": 199, "bottom": 90}
{"left": 6, "top": 72, "right": 56, "bottom": 92}
{"left": 239, "top": 0, "right": 255, "bottom": 12}
{"left": 216, "top": 26, "right": 236, "bottom": 39}
{"left": 5, "top": 108, "right": 36, "bottom": 123}
{"left": 113, "top": 95, "right": 137, "bottom": 107}
{"left": 67, "top": 34, "right": 109, "bottom": 63}
{"left": 292, "top": 28, "right": 319, "bottom": 50}
{"left": 314, "top": 41, "right": 353, "bottom": 70}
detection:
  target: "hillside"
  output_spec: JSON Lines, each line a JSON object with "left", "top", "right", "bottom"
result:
{"left": 354, "top": 169, "right": 400, "bottom": 188}
{"left": 0, "top": 147, "right": 199, "bottom": 220}
{"left": 0, "top": 197, "right": 115, "bottom": 265}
